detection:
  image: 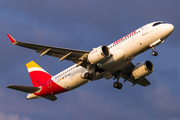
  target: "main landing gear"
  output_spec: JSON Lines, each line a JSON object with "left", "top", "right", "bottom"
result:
{"left": 84, "top": 72, "right": 93, "bottom": 80}
{"left": 151, "top": 47, "right": 158, "bottom": 56}
{"left": 113, "top": 82, "right": 123, "bottom": 89}
{"left": 113, "top": 71, "right": 123, "bottom": 89}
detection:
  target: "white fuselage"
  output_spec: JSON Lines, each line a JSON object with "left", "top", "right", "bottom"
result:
{"left": 51, "top": 22, "right": 174, "bottom": 91}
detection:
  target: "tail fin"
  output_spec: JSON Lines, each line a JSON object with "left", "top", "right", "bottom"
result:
{"left": 26, "top": 61, "right": 52, "bottom": 87}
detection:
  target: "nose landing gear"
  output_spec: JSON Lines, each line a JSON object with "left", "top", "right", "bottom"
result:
{"left": 151, "top": 46, "right": 158, "bottom": 56}
{"left": 152, "top": 51, "right": 158, "bottom": 56}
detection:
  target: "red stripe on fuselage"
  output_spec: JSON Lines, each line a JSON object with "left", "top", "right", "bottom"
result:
{"left": 113, "top": 31, "right": 136, "bottom": 45}
{"left": 34, "top": 79, "right": 68, "bottom": 96}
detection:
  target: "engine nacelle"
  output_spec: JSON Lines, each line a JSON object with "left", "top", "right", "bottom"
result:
{"left": 87, "top": 45, "right": 110, "bottom": 64}
{"left": 132, "top": 60, "right": 154, "bottom": 79}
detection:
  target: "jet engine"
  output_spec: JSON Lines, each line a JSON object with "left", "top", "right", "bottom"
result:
{"left": 87, "top": 45, "right": 110, "bottom": 64}
{"left": 131, "top": 60, "right": 154, "bottom": 79}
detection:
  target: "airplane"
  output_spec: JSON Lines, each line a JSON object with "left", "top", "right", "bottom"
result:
{"left": 7, "top": 21, "right": 174, "bottom": 101}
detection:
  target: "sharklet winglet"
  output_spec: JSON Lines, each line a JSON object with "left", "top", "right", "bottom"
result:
{"left": 7, "top": 34, "right": 17, "bottom": 44}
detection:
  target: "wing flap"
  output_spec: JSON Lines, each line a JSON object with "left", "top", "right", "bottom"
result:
{"left": 7, "top": 85, "right": 40, "bottom": 93}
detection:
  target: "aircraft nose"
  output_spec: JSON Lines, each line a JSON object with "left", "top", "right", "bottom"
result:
{"left": 167, "top": 24, "right": 174, "bottom": 33}
{"left": 165, "top": 23, "right": 174, "bottom": 34}
{"left": 161, "top": 23, "right": 174, "bottom": 40}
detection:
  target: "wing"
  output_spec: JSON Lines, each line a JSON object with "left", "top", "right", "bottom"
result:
{"left": 121, "top": 62, "right": 151, "bottom": 87}
{"left": 7, "top": 34, "right": 89, "bottom": 66}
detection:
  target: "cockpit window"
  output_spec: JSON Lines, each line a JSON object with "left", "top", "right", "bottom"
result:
{"left": 152, "top": 22, "right": 164, "bottom": 27}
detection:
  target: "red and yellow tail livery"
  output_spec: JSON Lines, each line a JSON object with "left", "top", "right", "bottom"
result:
{"left": 7, "top": 61, "right": 68, "bottom": 101}
{"left": 26, "top": 61, "right": 52, "bottom": 87}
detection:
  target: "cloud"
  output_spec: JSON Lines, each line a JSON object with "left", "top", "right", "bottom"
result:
{"left": 1, "top": 0, "right": 180, "bottom": 120}
{"left": 144, "top": 83, "right": 180, "bottom": 119}
{"left": 0, "top": 110, "right": 31, "bottom": 120}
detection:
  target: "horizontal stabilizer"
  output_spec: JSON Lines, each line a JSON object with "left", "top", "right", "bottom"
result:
{"left": 43, "top": 95, "right": 57, "bottom": 101}
{"left": 7, "top": 85, "right": 40, "bottom": 93}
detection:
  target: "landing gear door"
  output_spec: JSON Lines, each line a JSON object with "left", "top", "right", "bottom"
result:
{"left": 142, "top": 25, "right": 147, "bottom": 36}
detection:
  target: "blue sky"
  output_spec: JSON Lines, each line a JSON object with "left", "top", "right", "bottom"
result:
{"left": 1, "top": 0, "right": 180, "bottom": 120}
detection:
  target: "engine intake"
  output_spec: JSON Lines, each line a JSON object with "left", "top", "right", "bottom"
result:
{"left": 131, "top": 60, "right": 154, "bottom": 79}
{"left": 87, "top": 45, "right": 110, "bottom": 64}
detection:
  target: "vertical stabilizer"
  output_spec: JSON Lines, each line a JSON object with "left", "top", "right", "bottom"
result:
{"left": 26, "top": 61, "right": 52, "bottom": 87}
